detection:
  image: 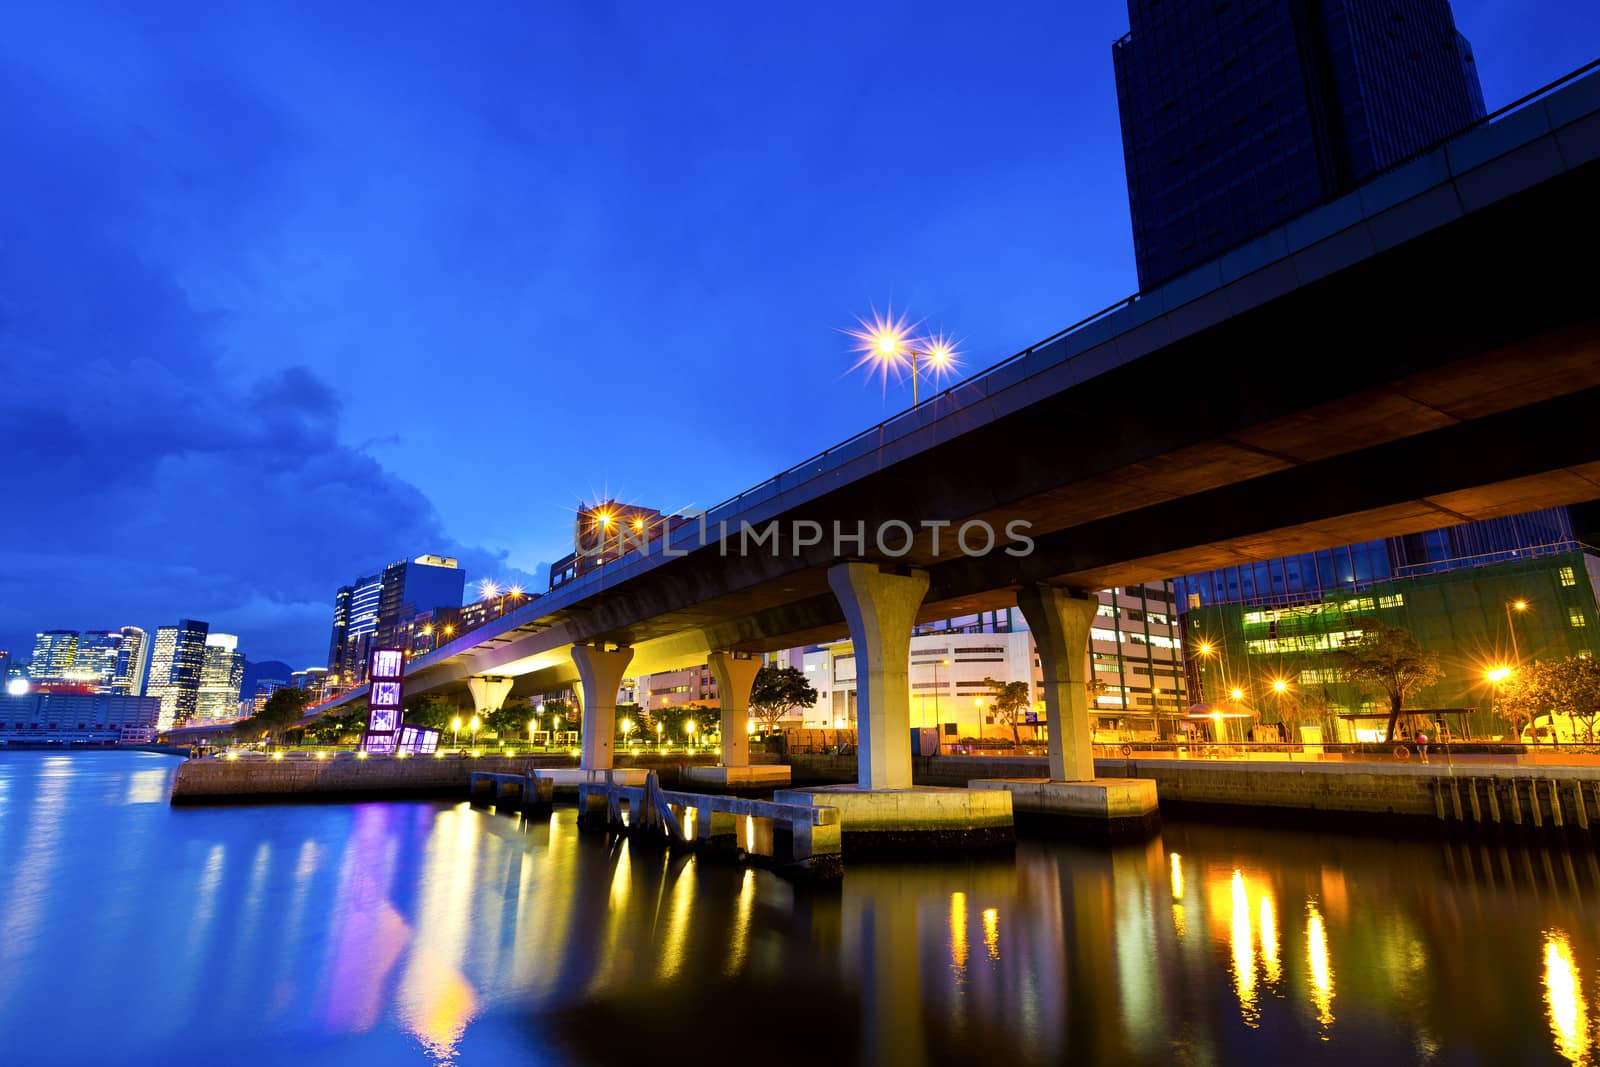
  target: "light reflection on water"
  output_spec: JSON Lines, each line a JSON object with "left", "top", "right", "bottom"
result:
{"left": 5, "top": 752, "right": 1600, "bottom": 1066}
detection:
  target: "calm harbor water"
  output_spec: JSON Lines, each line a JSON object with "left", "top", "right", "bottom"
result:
{"left": 4, "top": 752, "right": 1600, "bottom": 1066}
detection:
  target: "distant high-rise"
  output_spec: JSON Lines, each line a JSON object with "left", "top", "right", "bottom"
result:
{"left": 1113, "top": 0, "right": 1486, "bottom": 289}
{"left": 111, "top": 626, "right": 149, "bottom": 696}
{"left": 29, "top": 630, "right": 79, "bottom": 683}
{"left": 196, "top": 633, "right": 245, "bottom": 721}
{"left": 146, "top": 620, "right": 209, "bottom": 730}
{"left": 72, "top": 630, "right": 126, "bottom": 691}
{"left": 327, "top": 555, "right": 464, "bottom": 687}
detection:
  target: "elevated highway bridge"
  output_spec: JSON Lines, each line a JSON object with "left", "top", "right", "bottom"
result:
{"left": 321, "top": 66, "right": 1600, "bottom": 802}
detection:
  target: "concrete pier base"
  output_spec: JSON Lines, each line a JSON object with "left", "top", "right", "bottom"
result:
{"left": 680, "top": 764, "right": 792, "bottom": 791}
{"left": 969, "top": 777, "right": 1160, "bottom": 842}
{"left": 774, "top": 784, "right": 1013, "bottom": 855}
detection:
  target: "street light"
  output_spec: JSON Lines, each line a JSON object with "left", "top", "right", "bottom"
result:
{"left": 468, "top": 714, "right": 480, "bottom": 750}
{"left": 975, "top": 696, "right": 986, "bottom": 748}
{"left": 451, "top": 715, "right": 462, "bottom": 749}
{"left": 1229, "top": 687, "right": 1244, "bottom": 702}
{"left": 1506, "top": 599, "right": 1529, "bottom": 664}
{"left": 847, "top": 309, "right": 962, "bottom": 407}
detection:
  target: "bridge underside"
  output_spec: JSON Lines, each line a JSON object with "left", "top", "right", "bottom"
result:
{"left": 339, "top": 124, "right": 1600, "bottom": 714}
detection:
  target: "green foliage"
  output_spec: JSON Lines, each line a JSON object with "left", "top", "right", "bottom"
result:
{"left": 1334, "top": 620, "right": 1443, "bottom": 742}
{"left": 404, "top": 700, "right": 456, "bottom": 732}
{"left": 236, "top": 686, "right": 313, "bottom": 743}
{"left": 1508, "top": 657, "right": 1600, "bottom": 743}
{"left": 749, "top": 665, "right": 818, "bottom": 731}
{"left": 981, "top": 677, "right": 1034, "bottom": 743}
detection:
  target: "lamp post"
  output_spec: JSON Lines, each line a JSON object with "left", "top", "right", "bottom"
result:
{"left": 1506, "top": 599, "right": 1529, "bottom": 664}
{"left": 848, "top": 310, "right": 961, "bottom": 408}
{"left": 451, "top": 715, "right": 462, "bottom": 750}
{"left": 1194, "top": 641, "right": 1218, "bottom": 702}
{"left": 974, "top": 697, "right": 985, "bottom": 750}
{"left": 933, "top": 658, "right": 949, "bottom": 727}
{"left": 469, "top": 714, "right": 480, "bottom": 751}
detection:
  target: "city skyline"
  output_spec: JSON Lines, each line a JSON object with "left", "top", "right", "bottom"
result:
{"left": 2, "top": 2, "right": 1596, "bottom": 670}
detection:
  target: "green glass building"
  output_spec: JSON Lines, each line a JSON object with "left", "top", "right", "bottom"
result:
{"left": 1181, "top": 550, "right": 1600, "bottom": 740}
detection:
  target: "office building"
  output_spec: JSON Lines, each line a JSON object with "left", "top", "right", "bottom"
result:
{"left": 291, "top": 667, "right": 331, "bottom": 699}
{"left": 327, "top": 554, "right": 465, "bottom": 687}
{"left": 146, "top": 620, "right": 209, "bottom": 730}
{"left": 790, "top": 584, "right": 1187, "bottom": 742}
{"left": 29, "top": 630, "right": 79, "bottom": 683}
{"left": 1181, "top": 548, "right": 1600, "bottom": 739}
{"left": 196, "top": 633, "right": 245, "bottom": 722}
{"left": 1113, "top": 0, "right": 1486, "bottom": 288}
{"left": 111, "top": 626, "right": 149, "bottom": 696}
{"left": 1172, "top": 509, "right": 1577, "bottom": 610}
{"left": 71, "top": 631, "right": 125, "bottom": 691}
{"left": 251, "top": 679, "right": 287, "bottom": 715}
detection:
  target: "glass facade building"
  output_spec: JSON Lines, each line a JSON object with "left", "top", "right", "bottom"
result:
{"left": 1172, "top": 508, "right": 1577, "bottom": 611}
{"left": 1113, "top": 0, "right": 1485, "bottom": 289}
{"left": 1182, "top": 550, "right": 1600, "bottom": 738}
{"left": 196, "top": 633, "right": 245, "bottom": 721}
{"left": 146, "top": 620, "right": 210, "bottom": 730}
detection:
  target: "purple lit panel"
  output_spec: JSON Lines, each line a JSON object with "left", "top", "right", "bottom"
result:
{"left": 369, "top": 649, "right": 404, "bottom": 680}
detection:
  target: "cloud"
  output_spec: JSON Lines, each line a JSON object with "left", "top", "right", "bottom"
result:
{"left": 0, "top": 48, "right": 537, "bottom": 666}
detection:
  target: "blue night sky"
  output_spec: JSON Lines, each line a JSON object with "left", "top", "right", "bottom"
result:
{"left": 2, "top": 1, "right": 1596, "bottom": 669}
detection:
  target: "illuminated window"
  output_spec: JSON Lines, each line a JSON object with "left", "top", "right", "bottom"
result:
{"left": 1378, "top": 594, "right": 1404, "bottom": 609}
{"left": 1570, "top": 608, "right": 1588, "bottom": 629}
{"left": 1559, "top": 566, "right": 1577, "bottom": 587}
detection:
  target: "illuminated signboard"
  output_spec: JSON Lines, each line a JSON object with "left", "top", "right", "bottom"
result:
{"left": 361, "top": 646, "right": 406, "bottom": 754}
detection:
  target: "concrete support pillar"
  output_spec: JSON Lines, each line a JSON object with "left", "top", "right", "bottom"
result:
{"left": 1017, "top": 584, "right": 1099, "bottom": 782}
{"left": 827, "top": 562, "right": 929, "bottom": 790}
{"left": 571, "top": 644, "right": 633, "bottom": 770}
{"left": 466, "top": 676, "right": 514, "bottom": 717}
{"left": 707, "top": 651, "right": 761, "bottom": 769}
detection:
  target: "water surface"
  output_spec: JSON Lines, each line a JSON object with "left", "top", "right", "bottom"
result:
{"left": 2, "top": 751, "right": 1597, "bottom": 1065}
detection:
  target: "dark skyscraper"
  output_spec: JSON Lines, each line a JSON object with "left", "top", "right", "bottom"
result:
{"left": 1112, "top": 0, "right": 1486, "bottom": 289}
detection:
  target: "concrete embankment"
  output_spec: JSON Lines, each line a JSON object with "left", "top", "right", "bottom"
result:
{"left": 787, "top": 753, "right": 1600, "bottom": 834}
{"left": 170, "top": 753, "right": 737, "bottom": 804}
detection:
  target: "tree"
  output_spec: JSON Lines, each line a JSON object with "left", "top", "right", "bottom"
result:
{"left": 981, "top": 677, "right": 1034, "bottom": 746}
{"left": 748, "top": 665, "right": 818, "bottom": 735}
{"left": 1334, "top": 620, "right": 1443, "bottom": 743}
{"left": 237, "top": 687, "right": 313, "bottom": 745}
{"left": 1509, "top": 657, "right": 1600, "bottom": 744}
{"left": 308, "top": 708, "right": 367, "bottom": 744}
{"left": 483, "top": 701, "right": 530, "bottom": 739}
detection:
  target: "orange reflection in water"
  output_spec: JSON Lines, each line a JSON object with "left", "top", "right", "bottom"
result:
{"left": 1544, "top": 929, "right": 1590, "bottom": 1065}
{"left": 1230, "top": 870, "right": 1258, "bottom": 1026}
{"left": 1307, "top": 901, "right": 1335, "bottom": 1034}
{"left": 982, "top": 908, "right": 1000, "bottom": 962}
{"left": 949, "top": 891, "right": 969, "bottom": 977}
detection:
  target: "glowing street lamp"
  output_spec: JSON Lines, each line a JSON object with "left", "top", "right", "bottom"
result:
{"left": 451, "top": 715, "right": 462, "bottom": 749}
{"left": 1229, "top": 687, "right": 1245, "bottom": 702}
{"left": 847, "top": 308, "right": 962, "bottom": 407}
{"left": 1271, "top": 679, "right": 1289, "bottom": 694}
{"left": 469, "top": 714, "right": 481, "bottom": 749}
{"left": 1506, "top": 599, "right": 1530, "bottom": 664}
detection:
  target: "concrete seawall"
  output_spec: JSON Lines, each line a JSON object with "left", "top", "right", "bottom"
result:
{"left": 787, "top": 753, "right": 1600, "bottom": 831}
{"left": 170, "top": 753, "right": 739, "bottom": 804}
